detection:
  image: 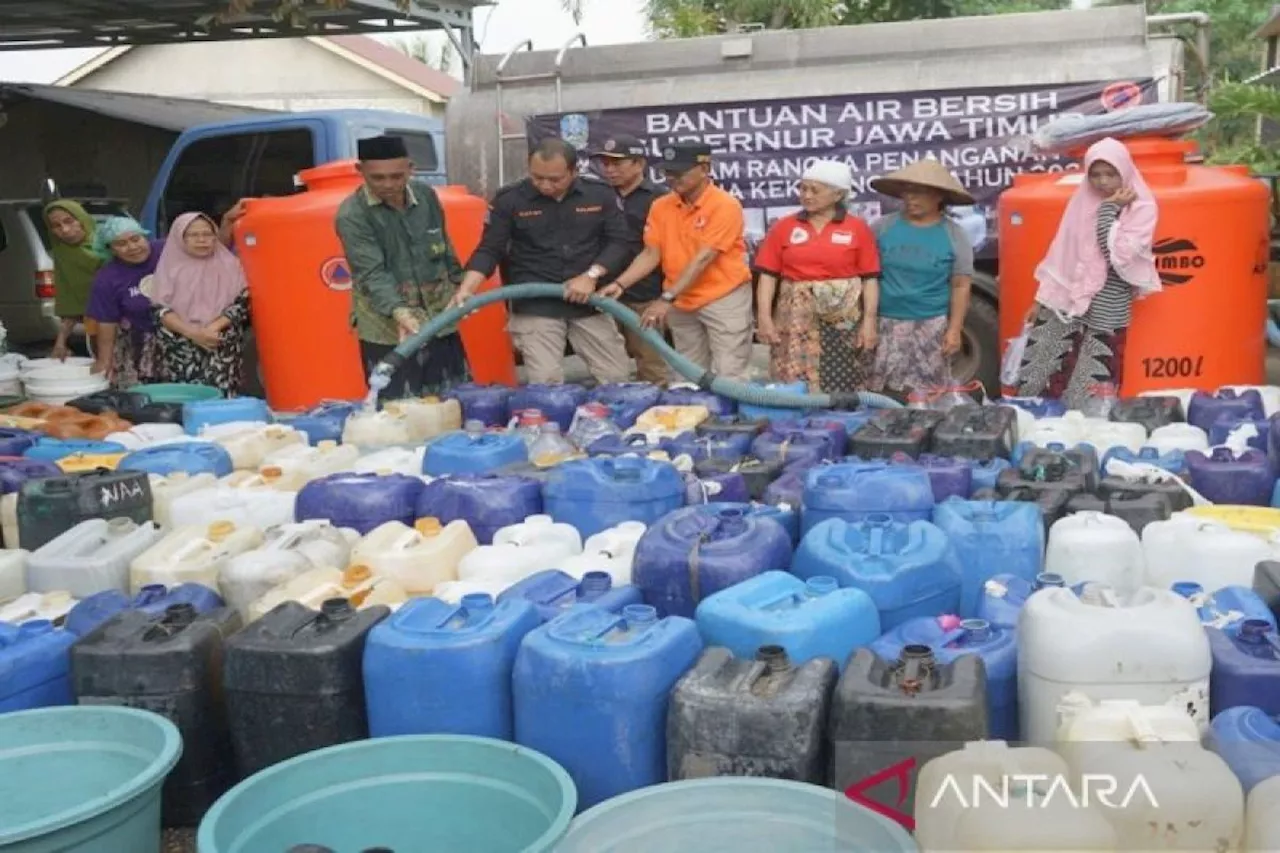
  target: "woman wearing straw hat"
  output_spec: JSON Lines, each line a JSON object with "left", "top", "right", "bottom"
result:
{"left": 866, "top": 160, "right": 976, "bottom": 398}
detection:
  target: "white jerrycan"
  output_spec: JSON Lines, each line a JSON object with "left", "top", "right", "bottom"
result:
{"left": 259, "top": 441, "right": 361, "bottom": 490}
{"left": 1057, "top": 696, "right": 1244, "bottom": 852}
{"left": 130, "top": 520, "right": 264, "bottom": 593}
{"left": 202, "top": 422, "right": 306, "bottom": 471}
{"left": 456, "top": 514, "right": 583, "bottom": 586}
{"left": 26, "top": 517, "right": 164, "bottom": 598}
{"left": 218, "top": 521, "right": 360, "bottom": 619}
{"left": 1146, "top": 423, "right": 1210, "bottom": 454}
{"left": 558, "top": 521, "right": 647, "bottom": 585}
{"left": 247, "top": 564, "right": 407, "bottom": 622}
{"left": 1142, "top": 514, "right": 1277, "bottom": 591}
{"left": 352, "top": 446, "right": 426, "bottom": 476}
{"left": 0, "top": 590, "right": 76, "bottom": 625}
{"left": 432, "top": 578, "right": 512, "bottom": 604}
{"left": 349, "top": 517, "right": 478, "bottom": 596}
{"left": 167, "top": 484, "right": 297, "bottom": 530}
{"left": 915, "top": 740, "right": 1119, "bottom": 852}
{"left": 0, "top": 549, "right": 26, "bottom": 603}
{"left": 1018, "top": 585, "right": 1211, "bottom": 746}
{"left": 1079, "top": 418, "right": 1147, "bottom": 456}
{"left": 1043, "top": 511, "right": 1145, "bottom": 597}
{"left": 383, "top": 396, "right": 463, "bottom": 442}
{"left": 104, "top": 423, "right": 186, "bottom": 450}
{"left": 343, "top": 408, "right": 415, "bottom": 450}
{"left": 1246, "top": 775, "right": 1280, "bottom": 852}
{"left": 148, "top": 472, "right": 218, "bottom": 530}
{"left": 1022, "top": 411, "right": 1089, "bottom": 448}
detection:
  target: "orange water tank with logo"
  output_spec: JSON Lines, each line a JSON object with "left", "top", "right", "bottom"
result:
{"left": 234, "top": 160, "right": 516, "bottom": 412}
{"left": 998, "top": 138, "right": 1271, "bottom": 396}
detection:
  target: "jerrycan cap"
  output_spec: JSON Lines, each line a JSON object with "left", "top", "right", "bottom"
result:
{"left": 1172, "top": 581, "right": 1205, "bottom": 599}
{"left": 460, "top": 592, "right": 494, "bottom": 612}
{"left": 623, "top": 604, "right": 658, "bottom": 627}
{"left": 423, "top": 395, "right": 441, "bottom": 404}
{"left": 579, "top": 571, "right": 612, "bottom": 594}
{"left": 163, "top": 603, "right": 198, "bottom": 626}
{"left": 207, "top": 520, "right": 236, "bottom": 541}
{"left": 414, "top": 517, "right": 443, "bottom": 537}
{"left": 106, "top": 517, "right": 136, "bottom": 534}
{"left": 894, "top": 644, "right": 936, "bottom": 694}
{"left": 343, "top": 564, "right": 373, "bottom": 585}
{"left": 320, "top": 597, "right": 356, "bottom": 620}
{"left": 1239, "top": 619, "right": 1276, "bottom": 641}
{"left": 1034, "top": 572, "right": 1066, "bottom": 589}
{"left": 756, "top": 644, "right": 791, "bottom": 673}
{"left": 805, "top": 576, "right": 837, "bottom": 597}
{"left": 260, "top": 465, "right": 284, "bottom": 481}
{"left": 958, "top": 618, "right": 992, "bottom": 643}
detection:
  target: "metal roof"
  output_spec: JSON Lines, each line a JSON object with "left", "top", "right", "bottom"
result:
{"left": 0, "top": 81, "right": 271, "bottom": 130}
{"left": 0, "top": 0, "right": 489, "bottom": 51}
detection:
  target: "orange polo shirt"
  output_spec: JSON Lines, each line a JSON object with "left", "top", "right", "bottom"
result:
{"left": 643, "top": 183, "right": 751, "bottom": 312}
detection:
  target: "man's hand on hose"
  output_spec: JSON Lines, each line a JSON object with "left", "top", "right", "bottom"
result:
{"left": 563, "top": 275, "right": 597, "bottom": 305}
{"left": 393, "top": 307, "right": 422, "bottom": 343}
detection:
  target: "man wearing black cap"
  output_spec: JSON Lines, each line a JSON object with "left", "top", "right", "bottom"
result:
{"left": 335, "top": 134, "right": 469, "bottom": 398}
{"left": 449, "top": 137, "right": 632, "bottom": 385}
{"left": 589, "top": 134, "right": 670, "bottom": 385}
{"left": 602, "top": 141, "right": 754, "bottom": 380}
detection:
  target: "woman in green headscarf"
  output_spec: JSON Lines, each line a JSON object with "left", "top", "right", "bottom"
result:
{"left": 44, "top": 200, "right": 104, "bottom": 360}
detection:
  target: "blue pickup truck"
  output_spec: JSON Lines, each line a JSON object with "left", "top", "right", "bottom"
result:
{"left": 138, "top": 108, "right": 447, "bottom": 236}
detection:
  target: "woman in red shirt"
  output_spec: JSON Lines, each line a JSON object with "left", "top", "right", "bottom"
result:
{"left": 754, "top": 161, "right": 880, "bottom": 393}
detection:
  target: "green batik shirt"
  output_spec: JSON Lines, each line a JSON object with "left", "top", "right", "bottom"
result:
{"left": 334, "top": 180, "right": 463, "bottom": 346}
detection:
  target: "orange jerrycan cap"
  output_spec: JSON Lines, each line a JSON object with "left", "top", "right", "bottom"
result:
{"left": 260, "top": 466, "right": 284, "bottom": 482}
{"left": 415, "top": 517, "right": 443, "bottom": 537}
{"left": 317, "top": 440, "right": 338, "bottom": 451}
{"left": 207, "top": 520, "right": 236, "bottom": 541}
{"left": 343, "top": 564, "right": 373, "bottom": 586}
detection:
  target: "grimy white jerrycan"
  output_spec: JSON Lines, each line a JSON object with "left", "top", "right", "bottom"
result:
{"left": 456, "top": 514, "right": 583, "bottom": 586}
{"left": 148, "top": 472, "right": 218, "bottom": 530}
{"left": 914, "top": 740, "right": 1119, "bottom": 852}
{"left": 1246, "top": 775, "right": 1280, "bottom": 852}
{"left": 557, "top": 521, "right": 647, "bottom": 585}
{"left": 0, "top": 590, "right": 76, "bottom": 625}
{"left": 257, "top": 441, "right": 361, "bottom": 490}
{"left": 1057, "top": 696, "right": 1244, "bottom": 852}
{"left": 1142, "top": 514, "right": 1278, "bottom": 591}
{"left": 349, "top": 517, "right": 479, "bottom": 596}
{"left": 1079, "top": 418, "right": 1147, "bottom": 457}
{"left": 0, "top": 549, "right": 26, "bottom": 603}
{"left": 202, "top": 422, "right": 306, "bottom": 471}
{"left": 1146, "top": 423, "right": 1210, "bottom": 454}
{"left": 1022, "top": 411, "right": 1088, "bottom": 448}
{"left": 342, "top": 408, "right": 415, "bottom": 450}
{"left": 247, "top": 564, "right": 407, "bottom": 622}
{"left": 383, "top": 395, "right": 463, "bottom": 442}
{"left": 218, "top": 520, "right": 360, "bottom": 619}
{"left": 129, "top": 520, "right": 264, "bottom": 594}
{"left": 1043, "top": 511, "right": 1145, "bottom": 596}
{"left": 352, "top": 446, "right": 426, "bottom": 476}
{"left": 1018, "top": 584, "right": 1211, "bottom": 746}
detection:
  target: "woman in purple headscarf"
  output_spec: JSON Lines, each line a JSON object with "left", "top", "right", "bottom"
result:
{"left": 149, "top": 212, "right": 251, "bottom": 395}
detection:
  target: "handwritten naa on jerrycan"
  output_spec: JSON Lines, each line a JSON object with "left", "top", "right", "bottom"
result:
{"left": 17, "top": 469, "right": 153, "bottom": 552}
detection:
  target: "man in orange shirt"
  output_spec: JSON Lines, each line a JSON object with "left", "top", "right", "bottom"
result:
{"left": 600, "top": 142, "right": 754, "bottom": 380}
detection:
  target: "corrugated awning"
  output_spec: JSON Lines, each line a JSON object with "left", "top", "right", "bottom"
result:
{"left": 0, "top": 0, "right": 487, "bottom": 51}
{"left": 0, "top": 81, "right": 271, "bottom": 131}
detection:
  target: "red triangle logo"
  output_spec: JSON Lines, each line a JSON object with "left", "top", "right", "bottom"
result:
{"left": 843, "top": 757, "right": 917, "bottom": 832}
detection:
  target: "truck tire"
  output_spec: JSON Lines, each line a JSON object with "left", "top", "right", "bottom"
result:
{"left": 953, "top": 293, "right": 1000, "bottom": 398}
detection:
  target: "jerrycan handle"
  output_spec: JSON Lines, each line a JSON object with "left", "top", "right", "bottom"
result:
{"left": 170, "top": 536, "right": 216, "bottom": 563}
{"left": 441, "top": 593, "right": 494, "bottom": 628}
{"left": 589, "top": 603, "right": 658, "bottom": 642}
{"left": 391, "top": 527, "right": 424, "bottom": 551}
{"left": 1121, "top": 706, "right": 1163, "bottom": 747}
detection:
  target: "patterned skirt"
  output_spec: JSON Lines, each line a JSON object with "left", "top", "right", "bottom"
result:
{"left": 866, "top": 315, "right": 950, "bottom": 396}
{"left": 1015, "top": 306, "right": 1127, "bottom": 410}
{"left": 770, "top": 277, "right": 866, "bottom": 394}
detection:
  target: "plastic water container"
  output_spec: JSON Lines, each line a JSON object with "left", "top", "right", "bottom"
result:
{"left": 17, "top": 469, "right": 153, "bottom": 552}
{"left": 424, "top": 421, "right": 528, "bottom": 476}
{"left": 0, "top": 549, "right": 25, "bottom": 602}
{"left": 681, "top": 470, "right": 747, "bottom": 505}
{"left": 513, "top": 603, "right": 704, "bottom": 809}
{"left": 0, "top": 427, "right": 38, "bottom": 456}
{"left": 1209, "top": 706, "right": 1280, "bottom": 793}
{"left": 910, "top": 453, "right": 973, "bottom": 503}
{"left": 589, "top": 382, "right": 662, "bottom": 429}
{"left": 54, "top": 452, "right": 128, "bottom": 474}
{"left": 218, "top": 520, "right": 359, "bottom": 618}
{"left": 694, "top": 571, "right": 880, "bottom": 670}
{"left": 1211, "top": 416, "right": 1272, "bottom": 451}
{"left": 444, "top": 382, "right": 513, "bottom": 427}
{"left": 1249, "top": 775, "right": 1280, "bottom": 852}
{"left": 1005, "top": 442, "right": 1100, "bottom": 493}
{"left": 663, "top": 430, "right": 752, "bottom": 463}
{"left": 792, "top": 515, "right": 963, "bottom": 629}
{"left": 295, "top": 472, "right": 424, "bottom": 535}
{"left": 183, "top": 397, "right": 270, "bottom": 435}
{"left": 1102, "top": 445, "right": 1188, "bottom": 477}
{"left": 694, "top": 501, "right": 799, "bottom": 547}
{"left": 26, "top": 518, "right": 163, "bottom": 598}
{"left": 1187, "top": 447, "right": 1275, "bottom": 506}
{"left": 668, "top": 646, "right": 837, "bottom": 784}
{"left": 557, "top": 521, "right": 647, "bottom": 585}
{"left": 735, "top": 380, "right": 809, "bottom": 423}
{"left": 224, "top": 598, "right": 391, "bottom": 777}
{"left": 771, "top": 416, "right": 849, "bottom": 457}
{"left": 130, "top": 520, "right": 262, "bottom": 594}
{"left": 64, "top": 583, "right": 223, "bottom": 637}
{"left": 383, "top": 395, "right": 462, "bottom": 442}
{"left": 1080, "top": 418, "right": 1147, "bottom": 456}
{"left": 167, "top": 484, "right": 296, "bottom": 530}
{"left": 692, "top": 456, "right": 784, "bottom": 501}
{"left": 1020, "top": 411, "right": 1089, "bottom": 448}
{"left": 23, "top": 437, "right": 127, "bottom": 463}
{"left": 543, "top": 456, "right": 684, "bottom": 539}
{"left": 102, "top": 423, "right": 186, "bottom": 451}
{"left": 932, "top": 405, "right": 1017, "bottom": 460}
{"left": 829, "top": 646, "right": 988, "bottom": 817}
{"left": 147, "top": 472, "right": 216, "bottom": 530}
{"left": 1018, "top": 585, "right": 1212, "bottom": 744}
{"left": 588, "top": 432, "right": 670, "bottom": 459}
{"left": 632, "top": 506, "right": 793, "bottom": 619}
{"left": 660, "top": 383, "right": 735, "bottom": 417}
{"left": 0, "top": 591, "right": 77, "bottom": 626}
{"left": 1001, "top": 396, "right": 1067, "bottom": 419}
{"left": 258, "top": 441, "right": 361, "bottom": 489}
{"left": 696, "top": 413, "right": 768, "bottom": 442}
{"left": 1043, "top": 511, "right": 1145, "bottom": 596}
{"left": 915, "top": 741, "right": 1120, "bottom": 852}
{"left": 351, "top": 517, "right": 478, "bottom": 595}
{"left": 850, "top": 414, "right": 936, "bottom": 459}
{"left": 247, "top": 565, "right": 407, "bottom": 622}
{"left": 71, "top": 604, "right": 241, "bottom": 826}
{"left": 1143, "top": 514, "right": 1276, "bottom": 590}
{"left": 932, "top": 498, "right": 1045, "bottom": 618}
{"left": 118, "top": 441, "right": 234, "bottom": 478}
{"left": 1056, "top": 696, "right": 1244, "bottom": 853}
{"left": 342, "top": 408, "right": 415, "bottom": 449}
{"left": 508, "top": 383, "right": 588, "bottom": 432}
{"left": 1144, "top": 422, "right": 1210, "bottom": 455}
{"left": 352, "top": 445, "right": 426, "bottom": 475}
{"left": 499, "top": 569, "right": 643, "bottom": 622}
{"left": 871, "top": 616, "right": 1019, "bottom": 739}
{"left": 1171, "top": 582, "right": 1276, "bottom": 634}
{"left": 0, "top": 620, "right": 76, "bottom": 712}
{"left": 1209, "top": 620, "right": 1280, "bottom": 716}
{"left": 761, "top": 464, "right": 806, "bottom": 509}
{"left": 456, "top": 513, "right": 581, "bottom": 588}
{"left": 965, "top": 457, "right": 1011, "bottom": 495}
{"left": 278, "top": 400, "right": 359, "bottom": 445}
{"left": 1111, "top": 394, "right": 1185, "bottom": 431}
{"left": 202, "top": 423, "right": 306, "bottom": 471}
{"left": 363, "top": 593, "right": 541, "bottom": 739}
{"left": 415, "top": 473, "right": 542, "bottom": 546}
{"left": 801, "top": 461, "right": 935, "bottom": 535}
{"left": 976, "top": 572, "right": 1066, "bottom": 630}
{"left": 432, "top": 578, "right": 510, "bottom": 605}
{"left": 1187, "top": 388, "right": 1266, "bottom": 433}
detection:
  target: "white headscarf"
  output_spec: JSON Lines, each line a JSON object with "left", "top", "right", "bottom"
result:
{"left": 802, "top": 160, "right": 853, "bottom": 193}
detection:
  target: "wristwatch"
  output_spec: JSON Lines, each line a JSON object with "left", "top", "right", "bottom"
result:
{"left": 585, "top": 265, "right": 605, "bottom": 281}
{"left": 660, "top": 291, "right": 676, "bottom": 304}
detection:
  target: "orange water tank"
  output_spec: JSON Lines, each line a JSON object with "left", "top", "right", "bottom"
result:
{"left": 998, "top": 138, "right": 1271, "bottom": 396}
{"left": 235, "top": 160, "right": 516, "bottom": 412}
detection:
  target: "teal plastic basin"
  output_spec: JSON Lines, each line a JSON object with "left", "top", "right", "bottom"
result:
{"left": 0, "top": 706, "right": 182, "bottom": 853}
{"left": 198, "top": 735, "right": 576, "bottom": 853}
{"left": 556, "top": 777, "right": 919, "bottom": 852}
{"left": 130, "top": 383, "right": 222, "bottom": 404}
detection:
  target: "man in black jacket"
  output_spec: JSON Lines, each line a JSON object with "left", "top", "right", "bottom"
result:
{"left": 452, "top": 137, "right": 632, "bottom": 384}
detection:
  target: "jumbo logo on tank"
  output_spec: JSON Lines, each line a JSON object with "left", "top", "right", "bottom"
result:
{"left": 1152, "top": 237, "right": 1206, "bottom": 286}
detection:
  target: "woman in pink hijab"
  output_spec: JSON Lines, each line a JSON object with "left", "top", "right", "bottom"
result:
{"left": 1014, "top": 137, "right": 1161, "bottom": 408}
{"left": 149, "top": 212, "right": 251, "bottom": 395}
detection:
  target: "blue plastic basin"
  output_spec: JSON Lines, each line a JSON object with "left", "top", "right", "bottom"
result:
{"left": 198, "top": 734, "right": 576, "bottom": 853}
{"left": 556, "top": 777, "right": 918, "bottom": 852}
{"left": 0, "top": 706, "right": 181, "bottom": 852}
